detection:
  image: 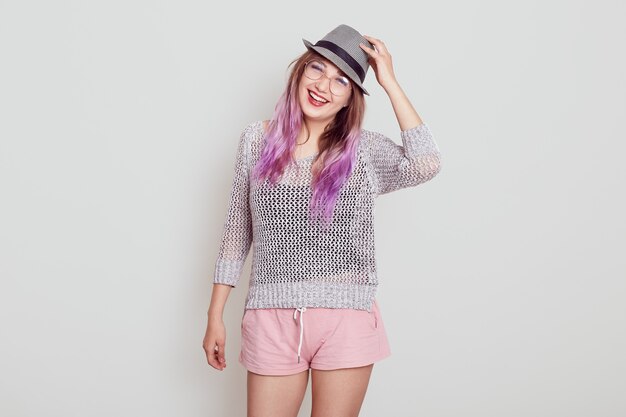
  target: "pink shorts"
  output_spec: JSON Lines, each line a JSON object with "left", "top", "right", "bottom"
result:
{"left": 239, "top": 299, "right": 391, "bottom": 376}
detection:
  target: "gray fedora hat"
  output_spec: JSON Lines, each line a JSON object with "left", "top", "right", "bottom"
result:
{"left": 302, "top": 24, "right": 374, "bottom": 96}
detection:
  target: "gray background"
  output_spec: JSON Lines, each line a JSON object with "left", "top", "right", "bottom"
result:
{"left": 1, "top": 0, "right": 625, "bottom": 416}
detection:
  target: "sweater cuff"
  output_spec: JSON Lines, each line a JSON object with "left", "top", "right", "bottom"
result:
{"left": 213, "top": 259, "right": 244, "bottom": 287}
{"left": 400, "top": 123, "right": 440, "bottom": 158}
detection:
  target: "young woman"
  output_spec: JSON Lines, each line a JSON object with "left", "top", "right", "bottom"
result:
{"left": 203, "top": 24, "right": 442, "bottom": 416}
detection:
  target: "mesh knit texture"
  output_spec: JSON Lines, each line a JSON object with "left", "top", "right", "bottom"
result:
{"left": 213, "top": 120, "right": 442, "bottom": 311}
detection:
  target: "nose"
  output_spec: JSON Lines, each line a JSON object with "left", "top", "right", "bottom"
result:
{"left": 315, "top": 76, "right": 330, "bottom": 92}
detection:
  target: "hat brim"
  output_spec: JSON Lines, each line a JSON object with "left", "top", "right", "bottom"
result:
{"left": 302, "top": 38, "right": 370, "bottom": 96}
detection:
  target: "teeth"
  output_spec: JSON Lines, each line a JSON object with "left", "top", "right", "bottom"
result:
{"left": 309, "top": 90, "right": 328, "bottom": 103}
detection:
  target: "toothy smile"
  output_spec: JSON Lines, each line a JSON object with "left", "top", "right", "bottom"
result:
{"left": 308, "top": 90, "right": 328, "bottom": 103}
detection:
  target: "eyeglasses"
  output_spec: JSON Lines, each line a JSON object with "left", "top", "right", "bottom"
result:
{"left": 303, "top": 60, "right": 352, "bottom": 96}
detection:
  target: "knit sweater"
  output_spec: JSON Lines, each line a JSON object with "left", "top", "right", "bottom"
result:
{"left": 213, "top": 120, "right": 442, "bottom": 312}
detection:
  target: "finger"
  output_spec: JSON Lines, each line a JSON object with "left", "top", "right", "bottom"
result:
{"left": 205, "top": 343, "right": 225, "bottom": 370}
{"left": 362, "top": 35, "right": 381, "bottom": 46}
{"left": 206, "top": 345, "right": 220, "bottom": 369}
{"left": 216, "top": 342, "right": 226, "bottom": 365}
{"left": 359, "top": 42, "right": 377, "bottom": 55}
{"left": 210, "top": 345, "right": 218, "bottom": 363}
{"left": 360, "top": 40, "right": 377, "bottom": 53}
{"left": 363, "top": 34, "right": 383, "bottom": 44}
{"left": 363, "top": 35, "right": 387, "bottom": 52}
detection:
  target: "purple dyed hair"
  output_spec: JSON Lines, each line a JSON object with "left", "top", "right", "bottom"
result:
{"left": 251, "top": 50, "right": 366, "bottom": 229}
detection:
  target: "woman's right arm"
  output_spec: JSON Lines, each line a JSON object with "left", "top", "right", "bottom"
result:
{"left": 203, "top": 123, "right": 254, "bottom": 371}
{"left": 212, "top": 123, "right": 253, "bottom": 287}
{"left": 203, "top": 283, "right": 233, "bottom": 371}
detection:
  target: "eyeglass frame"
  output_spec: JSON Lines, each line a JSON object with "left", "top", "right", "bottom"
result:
{"left": 303, "top": 60, "right": 353, "bottom": 97}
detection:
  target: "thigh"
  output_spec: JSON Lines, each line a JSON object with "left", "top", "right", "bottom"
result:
{"left": 309, "top": 299, "right": 391, "bottom": 370}
{"left": 310, "top": 364, "right": 374, "bottom": 417}
{"left": 247, "top": 369, "right": 309, "bottom": 417}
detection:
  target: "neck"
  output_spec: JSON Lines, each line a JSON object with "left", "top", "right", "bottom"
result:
{"left": 300, "top": 118, "right": 331, "bottom": 143}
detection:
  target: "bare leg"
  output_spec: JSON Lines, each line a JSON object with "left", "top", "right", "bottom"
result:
{"left": 247, "top": 369, "right": 310, "bottom": 417}
{"left": 310, "top": 364, "right": 374, "bottom": 417}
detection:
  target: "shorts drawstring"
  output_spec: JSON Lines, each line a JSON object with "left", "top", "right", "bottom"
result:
{"left": 293, "top": 307, "right": 307, "bottom": 363}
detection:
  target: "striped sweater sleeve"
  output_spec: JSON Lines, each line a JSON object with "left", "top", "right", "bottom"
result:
{"left": 367, "top": 122, "right": 442, "bottom": 196}
{"left": 213, "top": 124, "right": 253, "bottom": 287}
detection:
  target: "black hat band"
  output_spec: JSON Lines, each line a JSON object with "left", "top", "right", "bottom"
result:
{"left": 313, "top": 40, "right": 366, "bottom": 83}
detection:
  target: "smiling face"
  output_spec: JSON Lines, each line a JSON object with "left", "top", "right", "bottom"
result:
{"left": 297, "top": 55, "right": 353, "bottom": 124}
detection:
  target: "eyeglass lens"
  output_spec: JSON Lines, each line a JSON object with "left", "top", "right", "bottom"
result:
{"left": 304, "top": 60, "right": 351, "bottom": 96}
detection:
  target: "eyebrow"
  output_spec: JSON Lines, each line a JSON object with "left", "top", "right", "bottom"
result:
{"left": 315, "top": 59, "right": 347, "bottom": 78}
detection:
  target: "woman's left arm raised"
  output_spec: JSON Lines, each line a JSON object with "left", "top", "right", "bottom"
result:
{"left": 359, "top": 35, "right": 423, "bottom": 131}
{"left": 359, "top": 35, "right": 442, "bottom": 196}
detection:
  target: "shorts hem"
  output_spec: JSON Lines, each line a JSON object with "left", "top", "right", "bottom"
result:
{"left": 310, "top": 350, "right": 392, "bottom": 371}
{"left": 239, "top": 358, "right": 310, "bottom": 376}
